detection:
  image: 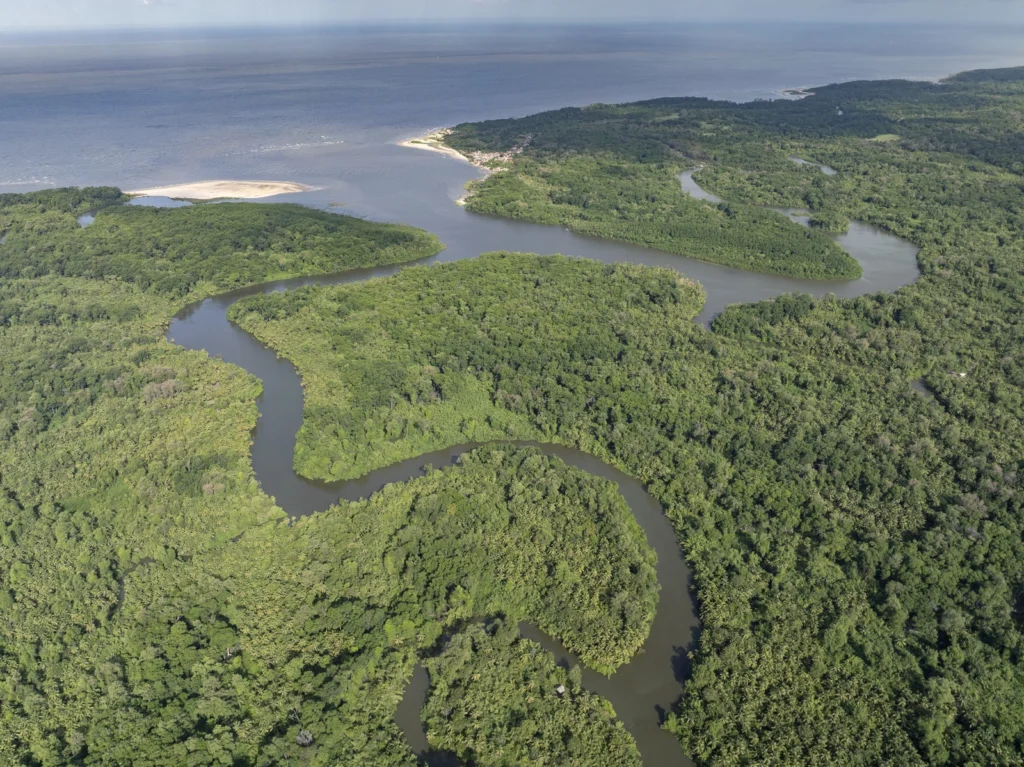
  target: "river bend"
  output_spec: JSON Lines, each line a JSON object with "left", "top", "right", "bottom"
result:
{"left": 169, "top": 289, "right": 699, "bottom": 766}
{"left": 162, "top": 158, "right": 919, "bottom": 766}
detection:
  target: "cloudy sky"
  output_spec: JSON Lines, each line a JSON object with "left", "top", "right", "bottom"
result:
{"left": 5, "top": 0, "right": 1023, "bottom": 30}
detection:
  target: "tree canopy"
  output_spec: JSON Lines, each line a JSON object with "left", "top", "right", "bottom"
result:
{"left": 5, "top": 64, "right": 1024, "bottom": 766}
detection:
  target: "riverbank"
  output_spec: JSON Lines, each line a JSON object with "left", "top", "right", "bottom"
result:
{"left": 127, "top": 180, "right": 313, "bottom": 200}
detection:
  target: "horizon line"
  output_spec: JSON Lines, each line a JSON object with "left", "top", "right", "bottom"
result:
{"left": 3, "top": 19, "right": 1022, "bottom": 36}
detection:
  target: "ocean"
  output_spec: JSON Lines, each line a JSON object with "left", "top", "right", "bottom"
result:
{"left": 3, "top": 22, "right": 1018, "bottom": 318}
{"left": 1, "top": 22, "right": 1022, "bottom": 204}
{"left": 4, "top": 22, "right": 1022, "bottom": 766}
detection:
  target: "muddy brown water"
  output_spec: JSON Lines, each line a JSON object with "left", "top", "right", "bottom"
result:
{"left": 164, "top": 168, "right": 919, "bottom": 766}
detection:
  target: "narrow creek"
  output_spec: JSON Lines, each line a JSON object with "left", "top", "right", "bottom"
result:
{"left": 161, "top": 162, "right": 919, "bottom": 766}
{"left": 678, "top": 169, "right": 916, "bottom": 285}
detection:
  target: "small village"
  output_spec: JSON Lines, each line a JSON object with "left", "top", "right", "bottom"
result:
{"left": 410, "top": 128, "right": 533, "bottom": 173}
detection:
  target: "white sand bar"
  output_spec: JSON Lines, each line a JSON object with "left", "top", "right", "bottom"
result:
{"left": 399, "top": 129, "right": 475, "bottom": 164}
{"left": 127, "top": 180, "right": 313, "bottom": 200}
{"left": 400, "top": 138, "right": 470, "bottom": 163}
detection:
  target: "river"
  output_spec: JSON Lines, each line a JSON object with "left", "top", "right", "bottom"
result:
{"left": 168, "top": 263, "right": 702, "bottom": 766}
{"left": 679, "top": 168, "right": 919, "bottom": 300}
{"left": 164, "top": 160, "right": 918, "bottom": 766}
{"left": 1, "top": 21, "right": 1009, "bottom": 765}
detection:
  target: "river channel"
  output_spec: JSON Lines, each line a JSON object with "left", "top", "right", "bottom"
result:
{"left": 164, "top": 160, "right": 919, "bottom": 766}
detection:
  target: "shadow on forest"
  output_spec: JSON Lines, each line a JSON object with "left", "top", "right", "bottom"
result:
{"left": 418, "top": 749, "right": 462, "bottom": 767}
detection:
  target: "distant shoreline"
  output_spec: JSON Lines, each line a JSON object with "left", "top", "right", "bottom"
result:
{"left": 775, "top": 87, "right": 815, "bottom": 99}
{"left": 126, "top": 180, "right": 313, "bottom": 200}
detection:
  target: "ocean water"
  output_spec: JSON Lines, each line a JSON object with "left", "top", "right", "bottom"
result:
{"left": 1, "top": 23, "right": 1022, "bottom": 200}
{"left": 2, "top": 23, "right": 1015, "bottom": 317}
{"left": 5, "top": 23, "right": 1022, "bottom": 766}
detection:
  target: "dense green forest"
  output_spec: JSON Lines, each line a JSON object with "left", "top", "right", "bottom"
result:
{"left": 230, "top": 252, "right": 705, "bottom": 480}
{"left": 6, "top": 65, "right": 1024, "bottom": 767}
{"left": 455, "top": 157, "right": 860, "bottom": 278}
{"left": 422, "top": 621, "right": 641, "bottom": 766}
{"left": 443, "top": 69, "right": 1024, "bottom": 282}
{"left": 0, "top": 192, "right": 441, "bottom": 298}
{"left": 0, "top": 191, "right": 652, "bottom": 765}
{"left": 231, "top": 67, "right": 1024, "bottom": 765}
{"left": 236, "top": 245, "right": 1024, "bottom": 765}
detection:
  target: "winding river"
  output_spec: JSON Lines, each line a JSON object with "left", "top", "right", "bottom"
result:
{"left": 679, "top": 169, "right": 919, "bottom": 282}
{"left": 163, "top": 162, "right": 919, "bottom": 766}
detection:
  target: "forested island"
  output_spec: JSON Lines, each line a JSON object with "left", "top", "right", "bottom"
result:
{"left": 4, "top": 65, "right": 1024, "bottom": 767}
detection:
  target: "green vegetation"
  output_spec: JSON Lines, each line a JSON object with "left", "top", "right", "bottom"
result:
{"left": 289, "top": 442, "right": 658, "bottom": 676}
{"left": 444, "top": 110, "right": 867, "bottom": 279}
{"left": 7, "top": 63, "right": 1024, "bottom": 767}
{"left": 180, "top": 444, "right": 650, "bottom": 764}
{"left": 454, "top": 155, "right": 859, "bottom": 279}
{"left": 808, "top": 211, "right": 850, "bottom": 233}
{"left": 0, "top": 189, "right": 653, "bottom": 765}
{"left": 239, "top": 248, "right": 1024, "bottom": 764}
{"left": 230, "top": 252, "right": 705, "bottom": 480}
{"left": 423, "top": 622, "right": 641, "bottom": 766}
{"left": 0, "top": 193, "right": 441, "bottom": 299}
{"left": 442, "top": 70, "right": 1022, "bottom": 280}
{"left": 236, "top": 67, "right": 1024, "bottom": 766}
{"left": 0, "top": 268, "right": 286, "bottom": 765}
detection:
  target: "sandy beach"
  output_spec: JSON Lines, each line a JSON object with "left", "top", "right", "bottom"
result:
{"left": 127, "top": 180, "right": 313, "bottom": 200}
{"left": 400, "top": 128, "right": 534, "bottom": 207}
{"left": 400, "top": 130, "right": 489, "bottom": 207}
{"left": 398, "top": 129, "right": 474, "bottom": 162}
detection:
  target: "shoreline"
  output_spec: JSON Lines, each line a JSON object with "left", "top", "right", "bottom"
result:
{"left": 399, "top": 128, "right": 532, "bottom": 206}
{"left": 398, "top": 130, "right": 476, "bottom": 166}
{"left": 399, "top": 129, "right": 491, "bottom": 207}
{"left": 775, "top": 86, "right": 816, "bottom": 99}
{"left": 126, "top": 180, "right": 313, "bottom": 201}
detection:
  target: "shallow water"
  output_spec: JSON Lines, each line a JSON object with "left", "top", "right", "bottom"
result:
{"left": 679, "top": 169, "right": 724, "bottom": 204}
{"left": 127, "top": 195, "right": 192, "bottom": 208}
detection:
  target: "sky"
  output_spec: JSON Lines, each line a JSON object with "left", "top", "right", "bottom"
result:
{"left": 4, "top": 0, "right": 1024, "bottom": 30}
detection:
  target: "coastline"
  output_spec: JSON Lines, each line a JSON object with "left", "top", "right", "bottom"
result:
{"left": 126, "top": 180, "right": 313, "bottom": 201}
{"left": 398, "top": 130, "right": 475, "bottom": 165}
{"left": 775, "top": 86, "right": 815, "bottom": 99}
{"left": 399, "top": 129, "right": 491, "bottom": 207}
{"left": 399, "top": 128, "right": 532, "bottom": 206}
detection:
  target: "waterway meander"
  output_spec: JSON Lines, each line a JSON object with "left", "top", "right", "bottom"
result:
{"left": 164, "top": 158, "right": 919, "bottom": 766}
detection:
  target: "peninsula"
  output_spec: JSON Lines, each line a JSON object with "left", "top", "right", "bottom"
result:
{"left": 400, "top": 128, "right": 531, "bottom": 173}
